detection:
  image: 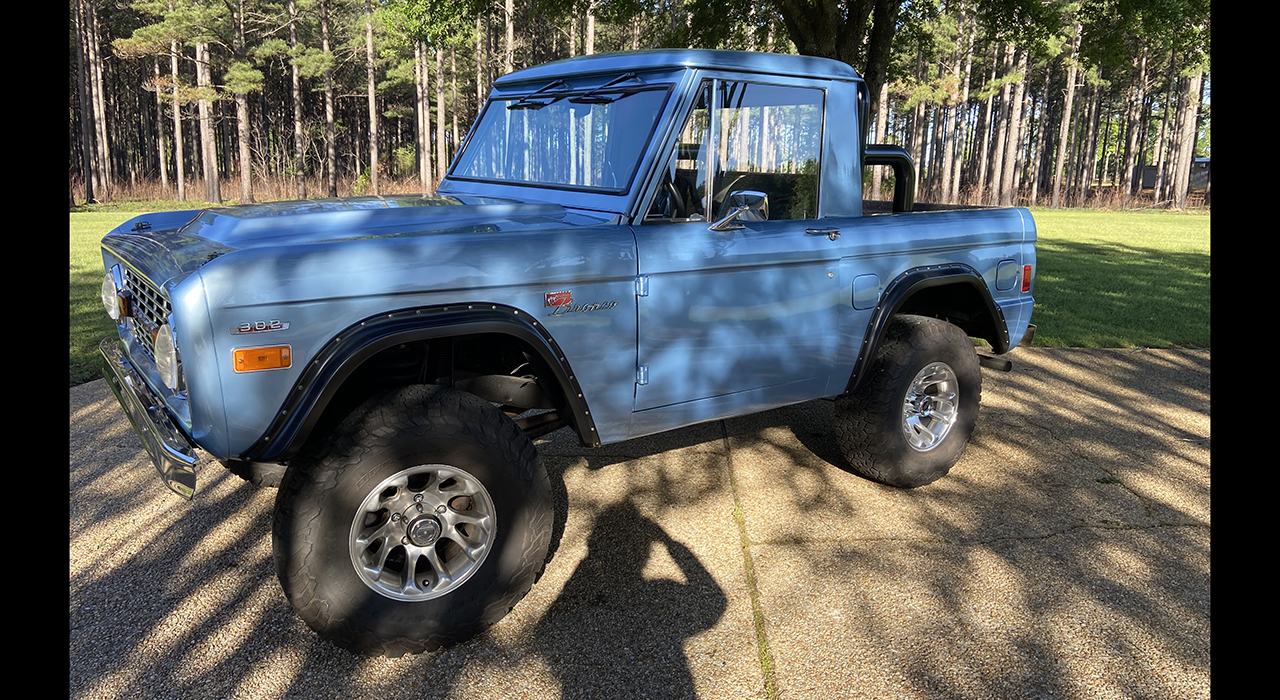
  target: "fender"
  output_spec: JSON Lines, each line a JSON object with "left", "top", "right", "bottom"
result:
{"left": 239, "top": 303, "right": 600, "bottom": 463}
{"left": 844, "top": 263, "right": 1009, "bottom": 394}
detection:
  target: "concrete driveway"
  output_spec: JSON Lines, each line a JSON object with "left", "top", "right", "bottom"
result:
{"left": 70, "top": 347, "right": 1209, "bottom": 700}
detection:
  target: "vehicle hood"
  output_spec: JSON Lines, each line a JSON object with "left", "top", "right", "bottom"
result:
{"left": 101, "top": 194, "right": 612, "bottom": 288}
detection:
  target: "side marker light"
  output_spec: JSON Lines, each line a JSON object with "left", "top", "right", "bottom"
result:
{"left": 234, "top": 345, "right": 292, "bottom": 372}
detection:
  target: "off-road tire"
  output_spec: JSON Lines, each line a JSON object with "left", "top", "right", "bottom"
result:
{"left": 835, "top": 314, "right": 982, "bottom": 488}
{"left": 272, "top": 385, "right": 553, "bottom": 656}
{"left": 223, "top": 459, "right": 287, "bottom": 488}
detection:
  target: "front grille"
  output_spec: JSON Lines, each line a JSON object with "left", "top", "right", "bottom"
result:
{"left": 123, "top": 269, "right": 171, "bottom": 360}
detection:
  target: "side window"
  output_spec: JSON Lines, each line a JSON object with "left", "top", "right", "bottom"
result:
{"left": 645, "top": 79, "right": 823, "bottom": 224}
{"left": 713, "top": 82, "right": 823, "bottom": 221}
{"left": 645, "top": 81, "right": 711, "bottom": 222}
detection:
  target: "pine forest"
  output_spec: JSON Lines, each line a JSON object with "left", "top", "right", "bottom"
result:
{"left": 69, "top": 0, "right": 1210, "bottom": 209}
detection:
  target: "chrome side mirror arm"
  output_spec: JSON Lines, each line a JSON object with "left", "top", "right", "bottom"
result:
{"left": 709, "top": 190, "right": 768, "bottom": 232}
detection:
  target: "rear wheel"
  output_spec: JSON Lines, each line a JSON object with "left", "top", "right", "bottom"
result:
{"left": 272, "top": 385, "right": 552, "bottom": 656}
{"left": 835, "top": 314, "right": 982, "bottom": 488}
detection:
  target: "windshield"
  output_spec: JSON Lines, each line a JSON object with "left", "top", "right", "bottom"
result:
{"left": 450, "top": 85, "right": 671, "bottom": 193}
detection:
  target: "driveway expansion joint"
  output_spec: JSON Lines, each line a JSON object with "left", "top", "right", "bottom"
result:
{"left": 750, "top": 520, "right": 1210, "bottom": 549}
{"left": 722, "top": 420, "right": 778, "bottom": 700}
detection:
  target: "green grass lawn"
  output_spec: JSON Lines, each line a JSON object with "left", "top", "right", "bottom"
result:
{"left": 1026, "top": 207, "right": 1210, "bottom": 348}
{"left": 71, "top": 212, "right": 139, "bottom": 385}
{"left": 69, "top": 206, "right": 1209, "bottom": 386}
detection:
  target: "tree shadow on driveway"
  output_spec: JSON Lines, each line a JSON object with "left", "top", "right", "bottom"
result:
{"left": 531, "top": 499, "right": 728, "bottom": 700}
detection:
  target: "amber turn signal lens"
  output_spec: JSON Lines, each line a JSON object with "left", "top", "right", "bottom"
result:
{"left": 233, "top": 345, "right": 292, "bottom": 372}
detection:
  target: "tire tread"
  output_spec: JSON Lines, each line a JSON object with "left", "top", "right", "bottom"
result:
{"left": 834, "top": 315, "right": 981, "bottom": 488}
{"left": 273, "top": 385, "right": 550, "bottom": 656}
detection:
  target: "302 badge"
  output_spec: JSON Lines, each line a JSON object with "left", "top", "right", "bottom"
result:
{"left": 231, "top": 319, "right": 290, "bottom": 335}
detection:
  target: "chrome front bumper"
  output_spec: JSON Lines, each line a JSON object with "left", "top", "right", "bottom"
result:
{"left": 100, "top": 338, "right": 199, "bottom": 498}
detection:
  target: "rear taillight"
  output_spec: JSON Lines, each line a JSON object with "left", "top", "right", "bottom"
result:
{"left": 1021, "top": 264, "right": 1032, "bottom": 293}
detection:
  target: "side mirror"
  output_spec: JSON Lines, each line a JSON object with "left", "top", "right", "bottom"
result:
{"left": 709, "top": 190, "right": 769, "bottom": 231}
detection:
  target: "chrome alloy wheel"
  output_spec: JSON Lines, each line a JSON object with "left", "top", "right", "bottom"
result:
{"left": 349, "top": 464, "right": 496, "bottom": 601}
{"left": 901, "top": 361, "right": 960, "bottom": 452}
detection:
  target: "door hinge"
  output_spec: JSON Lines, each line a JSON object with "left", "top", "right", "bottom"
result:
{"left": 635, "top": 275, "right": 649, "bottom": 297}
{"left": 636, "top": 365, "right": 649, "bottom": 385}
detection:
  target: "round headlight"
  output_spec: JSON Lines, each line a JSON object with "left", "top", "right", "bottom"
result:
{"left": 101, "top": 273, "right": 119, "bottom": 321}
{"left": 155, "top": 323, "right": 181, "bottom": 389}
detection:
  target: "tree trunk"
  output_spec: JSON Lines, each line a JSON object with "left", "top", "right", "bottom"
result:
{"left": 233, "top": 1, "right": 253, "bottom": 203}
{"left": 1134, "top": 93, "right": 1152, "bottom": 200}
{"left": 862, "top": 0, "right": 902, "bottom": 113}
{"left": 452, "top": 47, "right": 460, "bottom": 168}
{"left": 586, "top": 2, "right": 596, "bottom": 55}
{"left": 1029, "top": 65, "right": 1050, "bottom": 205}
{"left": 153, "top": 58, "right": 168, "bottom": 191}
{"left": 911, "top": 96, "right": 925, "bottom": 202}
{"left": 322, "top": 0, "right": 337, "bottom": 196}
{"left": 195, "top": 42, "right": 220, "bottom": 203}
{"left": 1076, "top": 84, "right": 1101, "bottom": 204}
{"left": 87, "top": 0, "right": 112, "bottom": 194}
{"left": 1152, "top": 51, "right": 1174, "bottom": 204}
{"left": 170, "top": 31, "right": 185, "bottom": 201}
{"left": 1122, "top": 46, "right": 1148, "bottom": 204}
{"left": 929, "top": 102, "right": 945, "bottom": 199}
{"left": 290, "top": 0, "right": 305, "bottom": 199}
{"left": 416, "top": 42, "right": 432, "bottom": 193}
{"left": 187, "top": 103, "right": 198, "bottom": 190}
{"left": 999, "top": 50, "right": 1027, "bottom": 206}
{"left": 1011, "top": 69, "right": 1032, "bottom": 201}
{"left": 1170, "top": 67, "right": 1204, "bottom": 208}
{"left": 870, "top": 81, "right": 888, "bottom": 200}
{"left": 950, "top": 18, "right": 974, "bottom": 203}
{"left": 476, "top": 14, "right": 486, "bottom": 116}
{"left": 975, "top": 43, "right": 997, "bottom": 205}
{"left": 1052, "top": 22, "right": 1081, "bottom": 208}
{"left": 989, "top": 44, "right": 1013, "bottom": 204}
{"left": 939, "top": 12, "right": 964, "bottom": 204}
{"left": 568, "top": 12, "right": 577, "bottom": 57}
{"left": 505, "top": 0, "right": 515, "bottom": 74}
{"left": 73, "top": 0, "right": 97, "bottom": 204}
{"left": 436, "top": 47, "right": 447, "bottom": 187}
{"left": 365, "top": 0, "right": 379, "bottom": 195}
{"left": 221, "top": 101, "right": 233, "bottom": 177}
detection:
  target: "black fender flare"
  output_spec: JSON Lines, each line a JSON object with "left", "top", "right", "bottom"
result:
{"left": 238, "top": 303, "right": 600, "bottom": 463}
{"left": 844, "top": 263, "right": 1009, "bottom": 394}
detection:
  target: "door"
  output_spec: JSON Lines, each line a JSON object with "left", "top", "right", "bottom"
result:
{"left": 633, "top": 78, "right": 844, "bottom": 411}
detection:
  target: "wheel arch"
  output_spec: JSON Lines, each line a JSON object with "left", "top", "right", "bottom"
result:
{"left": 239, "top": 303, "right": 599, "bottom": 464}
{"left": 845, "top": 263, "right": 1008, "bottom": 394}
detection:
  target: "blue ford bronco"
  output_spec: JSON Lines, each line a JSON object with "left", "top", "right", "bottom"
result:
{"left": 99, "top": 49, "right": 1035, "bottom": 656}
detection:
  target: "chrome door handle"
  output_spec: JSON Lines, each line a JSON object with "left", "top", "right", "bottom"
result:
{"left": 806, "top": 228, "right": 840, "bottom": 241}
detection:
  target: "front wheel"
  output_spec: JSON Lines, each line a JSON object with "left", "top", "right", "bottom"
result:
{"left": 272, "top": 385, "right": 553, "bottom": 656}
{"left": 835, "top": 314, "right": 982, "bottom": 488}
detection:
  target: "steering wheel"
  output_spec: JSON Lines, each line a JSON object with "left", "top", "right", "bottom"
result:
{"left": 663, "top": 180, "right": 686, "bottom": 219}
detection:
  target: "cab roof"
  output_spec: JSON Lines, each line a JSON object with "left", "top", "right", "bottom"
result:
{"left": 494, "top": 49, "right": 864, "bottom": 87}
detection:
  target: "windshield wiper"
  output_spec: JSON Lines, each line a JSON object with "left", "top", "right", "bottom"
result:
{"left": 568, "top": 73, "right": 645, "bottom": 104}
{"left": 506, "top": 79, "right": 569, "bottom": 110}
